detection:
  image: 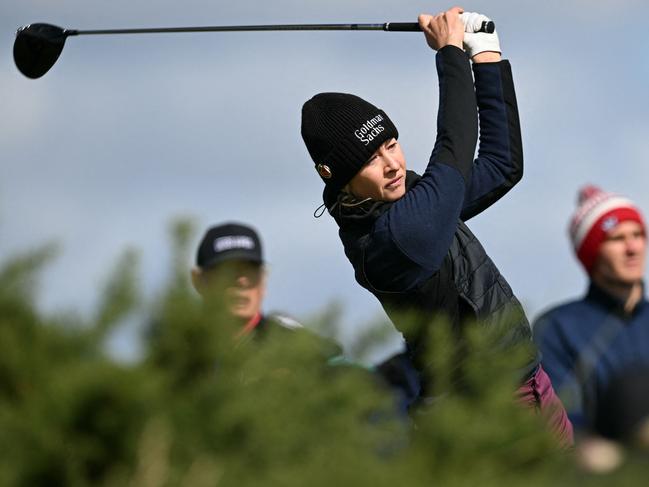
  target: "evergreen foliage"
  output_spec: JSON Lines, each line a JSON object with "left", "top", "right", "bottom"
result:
{"left": 0, "top": 221, "right": 647, "bottom": 486}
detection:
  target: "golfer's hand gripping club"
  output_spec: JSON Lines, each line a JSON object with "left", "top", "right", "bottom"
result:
{"left": 384, "top": 19, "right": 494, "bottom": 33}
{"left": 460, "top": 12, "right": 500, "bottom": 58}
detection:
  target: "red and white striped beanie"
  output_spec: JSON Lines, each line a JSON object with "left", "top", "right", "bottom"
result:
{"left": 569, "top": 185, "right": 644, "bottom": 273}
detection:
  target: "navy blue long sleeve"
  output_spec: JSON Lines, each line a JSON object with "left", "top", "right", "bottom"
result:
{"left": 359, "top": 52, "right": 522, "bottom": 293}
{"left": 361, "top": 47, "right": 475, "bottom": 289}
{"left": 461, "top": 61, "right": 523, "bottom": 220}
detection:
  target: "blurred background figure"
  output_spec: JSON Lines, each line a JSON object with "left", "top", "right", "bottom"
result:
{"left": 593, "top": 365, "right": 649, "bottom": 443}
{"left": 191, "top": 221, "right": 302, "bottom": 338}
{"left": 192, "top": 222, "right": 418, "bottom": 415}
{"left": 576, "top": 365, "right": 649, "bottom": 473}
{"left": 534, "top": 185, "right": 649, "bottom": 434}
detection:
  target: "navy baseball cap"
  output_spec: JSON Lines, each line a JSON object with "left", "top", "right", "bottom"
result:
{"left": 196, "top": 222, "right": 263, "bottom": 270}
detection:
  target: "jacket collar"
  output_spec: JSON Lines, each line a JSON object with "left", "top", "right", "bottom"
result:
{"left": 323, "top": 170, "right": 421, "bottom": 230}
{"left": 235, "top": 312, "right": 263, "bottom": 338}
{"left": 586, "top": 281, "right": 647, "bottom": 318}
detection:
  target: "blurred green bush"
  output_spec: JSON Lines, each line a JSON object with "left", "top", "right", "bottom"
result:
{"left": 0, "top": 219, "right": 646, "bottom": 486}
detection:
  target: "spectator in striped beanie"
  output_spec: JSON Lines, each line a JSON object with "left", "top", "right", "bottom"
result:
{"left": 534, "top": 185, "right": 649, "bottom": 435}
{"left": 569, "top": 185, "right": 645, "bottom": 275}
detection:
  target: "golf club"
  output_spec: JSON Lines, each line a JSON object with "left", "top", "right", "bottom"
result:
{"left": 14, "top": 20, "right": 495, "bottom": 79}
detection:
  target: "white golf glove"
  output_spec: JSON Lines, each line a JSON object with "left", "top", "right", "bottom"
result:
{"left": 460, "top": 12, "right": 501, "bottom": 58}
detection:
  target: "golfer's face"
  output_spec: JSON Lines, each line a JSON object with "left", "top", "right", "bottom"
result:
{"left": 348, "top": 138, "right": 406, "bottom": 202}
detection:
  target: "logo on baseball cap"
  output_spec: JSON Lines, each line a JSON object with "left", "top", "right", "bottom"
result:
{"left": 196, "top": 222, "right": 263, "bottom": 270}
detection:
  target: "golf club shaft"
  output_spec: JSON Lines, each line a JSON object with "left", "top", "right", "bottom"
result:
{"left": 66, "top": 21, "right": 494, "bottom": 36}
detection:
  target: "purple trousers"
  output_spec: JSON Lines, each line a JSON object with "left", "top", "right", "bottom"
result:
{"left": 516, "top": 365, "right": 574, "bottom": 447}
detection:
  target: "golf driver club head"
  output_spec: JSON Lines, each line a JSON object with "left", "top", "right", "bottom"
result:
{"left": 14, "top": 23, "right": 69, "bottom": 79}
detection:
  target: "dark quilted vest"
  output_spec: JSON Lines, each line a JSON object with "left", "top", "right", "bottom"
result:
{"left": 327, "top": 170, "right": 539, "bottom": 388}
{"left": 368, "top": 221, "right": 534, "bottom": 373}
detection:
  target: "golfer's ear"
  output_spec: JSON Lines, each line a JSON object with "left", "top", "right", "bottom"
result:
{"left": 191, "top": 267, "right": 204, "bottom": 295}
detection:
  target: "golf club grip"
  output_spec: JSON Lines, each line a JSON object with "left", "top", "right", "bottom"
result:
{"left": 385, "top": 21, "right": 495, "bottom": 33}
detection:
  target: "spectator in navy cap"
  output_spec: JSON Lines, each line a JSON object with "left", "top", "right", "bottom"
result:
{"left": 192, "top": 222, "right": 301, "bottom": 337}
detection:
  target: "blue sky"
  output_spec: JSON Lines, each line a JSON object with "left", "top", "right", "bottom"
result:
{"left": 2, "top": 1, "right": 649, "bottom": 361}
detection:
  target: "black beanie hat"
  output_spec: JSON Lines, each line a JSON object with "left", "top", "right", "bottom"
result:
{"left": 301, "top": 92, "right": 398, "bottom": 192}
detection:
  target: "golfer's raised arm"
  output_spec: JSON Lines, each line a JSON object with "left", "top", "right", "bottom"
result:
{"left": 458, "top": 16, "right": 524, "bottom": 221}
{"left": 418, "top": 7, "right": 477, "bottom": 183}
{"left": 380, "top": 9, "right": 478, "bottom": 271}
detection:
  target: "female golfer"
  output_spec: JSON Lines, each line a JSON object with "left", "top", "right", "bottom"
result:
{"left": 300, "top": 7, "right": 573, "bottom": 444}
